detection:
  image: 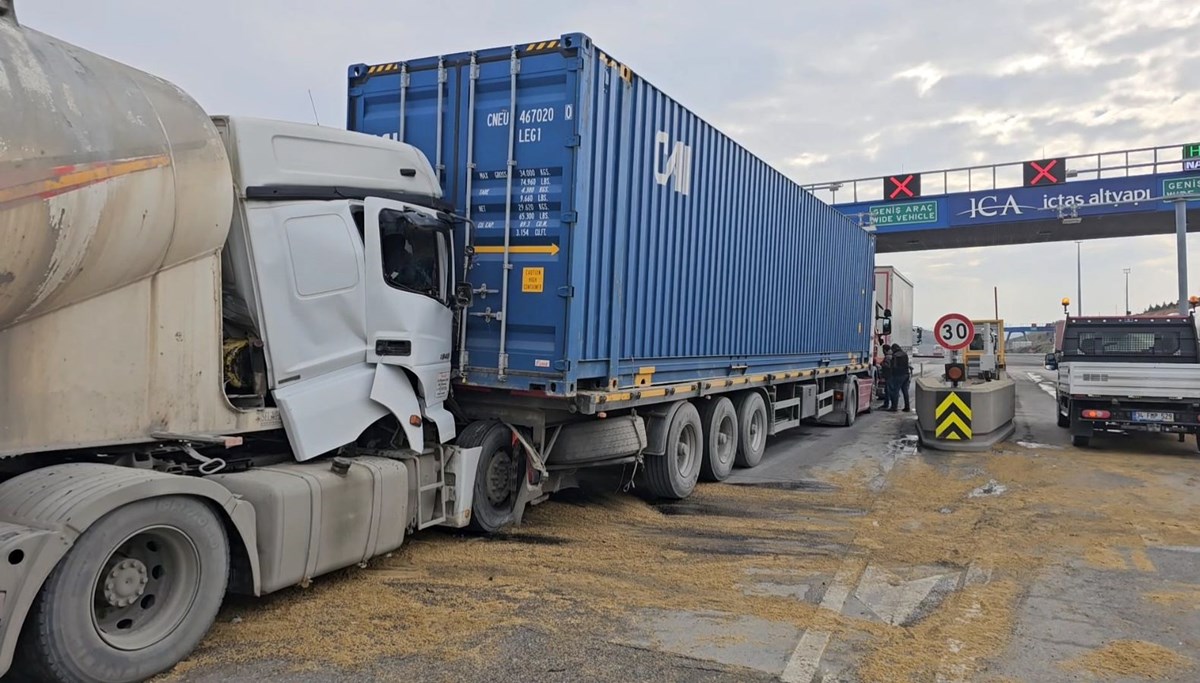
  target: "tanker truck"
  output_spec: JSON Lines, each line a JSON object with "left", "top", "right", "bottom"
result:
{"left": 1, "top": 7, "right": 876, "bottom": 680}
{"left": 0, "top": 6, "right": 482, "bottom": 681}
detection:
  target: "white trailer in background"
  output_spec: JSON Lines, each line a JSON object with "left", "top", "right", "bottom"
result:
{"left": 873, "top": 265, "right": 915, "bottom": 357}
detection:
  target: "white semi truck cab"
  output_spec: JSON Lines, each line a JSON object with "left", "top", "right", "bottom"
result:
{"left": 0, "top": 8, "right": 477, "bottom": 681}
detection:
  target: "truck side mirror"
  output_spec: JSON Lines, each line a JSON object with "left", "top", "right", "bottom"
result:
{"left": 881, "top": 319, "right": 893, "bottom": 336}
{"left": 1044, "top": 353, "right": 1058, "bottom": 370}
{"left": 455, "top": 282, "right": 474, "bottom": 310}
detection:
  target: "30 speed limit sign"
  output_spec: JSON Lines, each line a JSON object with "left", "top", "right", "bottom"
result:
{"left": 934, "top": 313, "right": 975, "bottom": 351}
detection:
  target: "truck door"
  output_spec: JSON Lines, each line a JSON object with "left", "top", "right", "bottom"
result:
{"left": 362, "top": 197, "right": 456, "bottom": 440}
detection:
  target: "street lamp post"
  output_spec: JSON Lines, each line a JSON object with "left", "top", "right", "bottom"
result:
{"left": 1123, "top": 268, "right": 1131, "bottom": 316}
{"left": 1076, "top": 241, "right": 1082, "bottom": 316}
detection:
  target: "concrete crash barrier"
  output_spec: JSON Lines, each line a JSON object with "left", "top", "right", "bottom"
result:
{"left": 915, "top": 376, "right": 1016, "bottom": 452}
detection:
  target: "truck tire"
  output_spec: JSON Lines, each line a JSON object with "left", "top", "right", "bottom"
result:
{"left": 457, "top": 420, "right": 522, "bottom": 533}
{"left": 644, "top": 402, "right": 703, "bottom": 499}
{"left": 548, "top": 416, "right": 646, "bottom": 466}
{"left": 734, "top": 392, "right": 768, "bottom": 468}
{"left": 1072, "top": 434, "right": 1091, "bottom": 448}
{"left": 841, "top": 380, "right": 859, "bottom": 428}
{"left": 14, "top": 496, "right": 229, "bottom": 683}
{"left": 698, "top": 397, "right": 738, "bottom": 482}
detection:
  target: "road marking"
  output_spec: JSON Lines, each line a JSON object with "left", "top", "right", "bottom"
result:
{"left": 780, "top": 563, "right": 861, "bottom": 683}
{"left": 1025, "top": 371, "right": 1058, "bottom": 398}
{"left": 934, "top": 562, "right": 992, "bottom": 683}
{"left": 854, "top": 564, "right": 950, "bottom": 625}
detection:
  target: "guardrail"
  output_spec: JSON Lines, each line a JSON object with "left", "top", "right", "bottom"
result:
{"left": 804, "top": 143, "right": 1198, "bottom": 206}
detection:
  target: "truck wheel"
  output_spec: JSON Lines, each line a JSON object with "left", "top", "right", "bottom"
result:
{"left": 841, "top": 380, "right": 859, "bottom": 427}
{"left": 1072, "top": 434, "right": 1091, "bottom": 448}
{"left": 698, "top": 397, "right": 738, "bottom": 482}
{"left": 734, "top": 392, "right": 768, "bottom": 468}
{"left": 14, "top": 497, "right": 228, "bottom": 683}
{"left": 1057, "top": 409, "right": 1070, "bottom": 428}
{"left": 458, "top": 420, "right": 522, "bottom": 533}
{"left": 645, "top": 402, "right": 703, "bottom": 499}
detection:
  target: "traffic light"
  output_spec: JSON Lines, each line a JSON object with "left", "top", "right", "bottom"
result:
{"left": 883, "top": 174, "right": 921, "bottom": 201}
{"left": 1024, "top": 158, "right": 1066, "bottom": 186}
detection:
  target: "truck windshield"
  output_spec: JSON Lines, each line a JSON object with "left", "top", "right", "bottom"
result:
{"left": 1062, "top": 324, "right": 1199, "bottom": 363}
{"left": 378, "top": 209, "right": 448, "bottom": 303}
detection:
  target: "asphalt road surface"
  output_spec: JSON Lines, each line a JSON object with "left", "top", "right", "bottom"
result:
{"left": 149, "top": 355, "right": 1200, "bottom": 683}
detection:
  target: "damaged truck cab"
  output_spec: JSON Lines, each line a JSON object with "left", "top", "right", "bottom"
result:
{"left": 0, "top": 9, "right": 477, "bottom": 681}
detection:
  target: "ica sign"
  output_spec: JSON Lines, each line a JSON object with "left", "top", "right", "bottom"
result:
{"left": 966, "top": 194, "right": 1023, "bottom": 219}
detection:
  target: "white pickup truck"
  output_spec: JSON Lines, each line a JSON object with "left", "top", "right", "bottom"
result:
{"left": 1046, "top": 314, "right": 1200, "bottom": 448}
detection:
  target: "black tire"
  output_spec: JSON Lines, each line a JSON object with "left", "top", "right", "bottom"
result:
{"left": 644, "top": 402, "right": 703, "bottom": 499}
{"left": 698, "top": 397, "right": 738, "bottom": 482}
{"left": 734, "top": 392, "right": 768, "bottom": 468}
{"left": 15, "top": 496, "right": 229, "bottom": 683}
{"left": 1195, "top": 434, "right": 1200, "bottom": 452}
{"left": 457, "top": 420, "right": 523, "bottom": 533}
{"left": 549, "top": 416, "right": 645, "bottom": 466}
{"left": 1072, "top": 434, "right": 1091, "bottom": 448}
{"left": 842, "top": 380, "right": 858, "bottom": 428}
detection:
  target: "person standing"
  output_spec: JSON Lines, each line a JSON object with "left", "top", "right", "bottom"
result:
{"left": 879, "top": 348, "right": 894, "bottom": 410}
{"left": 890, "top": 343, "right": 912, "bottom": 412}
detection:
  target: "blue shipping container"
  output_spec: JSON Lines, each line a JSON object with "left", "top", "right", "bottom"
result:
{"left": 347, "top": 33, "right": 875, "bottom": 396}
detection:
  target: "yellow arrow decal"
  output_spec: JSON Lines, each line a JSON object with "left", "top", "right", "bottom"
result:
{"left": 935, "top": 412, "right": 973, "bottom": 439}
{"left": 474, "top": 243, "right": 560, "bottom": 256}
{"left": 936, "top": 392, "right": 972, "bottom": 419}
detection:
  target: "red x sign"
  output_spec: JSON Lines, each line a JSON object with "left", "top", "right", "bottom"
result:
{"left": 1024, "top": 158, "right": 1065, "bottom": 186}
{"left": 884, "top": 174, "right": 921, "bottom": 201}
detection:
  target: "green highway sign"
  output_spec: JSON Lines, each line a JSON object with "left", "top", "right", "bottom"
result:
{"left": 1164, "top": 176, "right": 1200, "bottom": 197}
{"left": 870, "top": 200, "right": 938, "bottom": 226}
{"left": 1186, "top": 144, "right": 1200, "bottom": 171}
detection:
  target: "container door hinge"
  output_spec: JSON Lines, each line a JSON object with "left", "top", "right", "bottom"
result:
{"left": 557, "top": 285, "right": 574, "bottom": 299}
{"left": 561, "top": 211, "right": 578, "bottom": 224}
{"left": 554, "top": 359, "right": 572, "bottom": 371}
{"left": 565, "top": 134, "right": 581, "bottom": 148}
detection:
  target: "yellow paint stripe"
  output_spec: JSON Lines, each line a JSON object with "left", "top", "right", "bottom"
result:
{"left": 936, "top": 393, "right": 972, "bottom": 419}
{"left": 474, "top": 243, "right": 560, "bottom": 256}
{"left": 935, "top": 412, "right": 972, "bottom": 438}
{"left": 0, "top": 154, "right": 170, "bottom": 207}
{"left": 640, "top": 389, "right": 667, "bottom": 398}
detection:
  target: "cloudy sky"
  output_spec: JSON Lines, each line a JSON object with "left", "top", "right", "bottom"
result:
{"left": 19, "top": 0, "right": 1200, "bottom": 326}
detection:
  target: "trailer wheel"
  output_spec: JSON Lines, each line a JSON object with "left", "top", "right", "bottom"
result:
{"left": 734, "top": 392, "right": 768, "bottom": 468}
{"left": 14, "top": 497, "right": 228, "bottom": 683}
{"left": 645, "top": 402, "right": 703, "bottom": 499}
{"left": 698, "top": 397, "right": 738, "bottom": 482}
{"left": 458, "top": 420, "right": 522, "bottom": 533}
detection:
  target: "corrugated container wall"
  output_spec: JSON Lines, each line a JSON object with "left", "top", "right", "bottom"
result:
{"left": 348, "top": 33, "right": 874, "bottom": 395}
